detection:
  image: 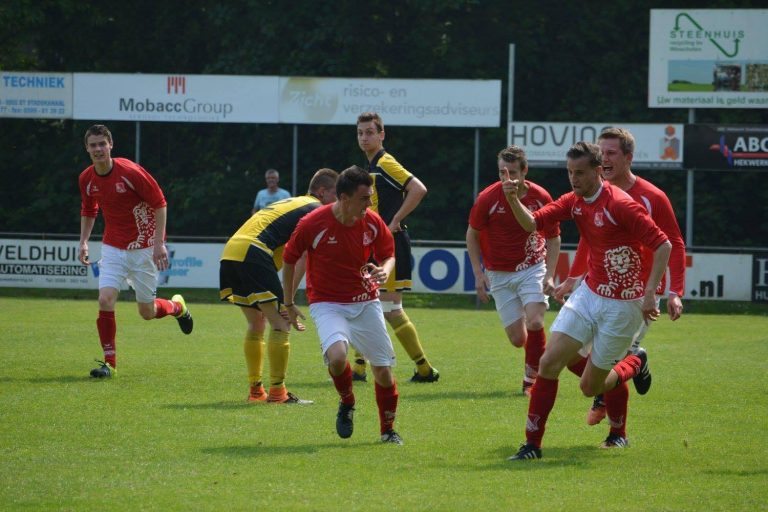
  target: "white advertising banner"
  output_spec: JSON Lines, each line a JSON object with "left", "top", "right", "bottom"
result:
{"left": 278, "top": 77, "right": 501, "bottom": 127}
{"left": 507, "top": 122, "right": 684, "bottom": 169}
{"left": 0, "top": 72, "right": 73, "bottom": 118}
{"left": 649, "top": 9, "right": 768, "bottom": 109}
{"left": 73, "top": 73, "right": 280, "bottom": 123}
{"left": 0, "top": 238, "right": 754, "bottom": 301}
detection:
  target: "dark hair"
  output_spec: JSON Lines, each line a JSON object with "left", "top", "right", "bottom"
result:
{"left": 336, "top": 165, "right": 373, "bottom": 198}
{"left": 308, "top": 168, "right": 339, "bottom": 194}
{"left": 356, "top": 112, "right": 384, "bottom": 132}
{"left": 598, "top": 127, "right": 636, "bottom": 155}
{"left": 566, "top": 142, "right": 602, "bottom": 167}
{"left": 84, "top": 124, "right": 113, "bottom": 146}
{"left": 497, "top": 145, "right": 528, "bottom": 170}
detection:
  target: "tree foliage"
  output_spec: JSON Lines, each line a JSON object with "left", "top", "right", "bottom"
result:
{"left": 1, "top": 0, "right": 766, "bottom": 246}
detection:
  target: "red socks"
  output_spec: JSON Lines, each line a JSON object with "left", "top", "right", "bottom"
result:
{"left": 153, "top": 298, "right": 181, "bottom": 319}
{"left": 605, "top": 381, "right": 629, "bottom": 437}
{"left": 526, "top": 376, "right": 559, "bottom": 448}
{"left": 375, "top": 381, "right": 399, "bottom": 434}
{"left": 524, "top": 328, "right": 546, "bottom": 381}
{"left": 612, "top": 354, "right": 642, "bottom": 383}
{"left": 96, "top": 310, "right": 116, "bottom": 367}
{"left": 330, "top": 361, "right": 355, "bottom": 405}
{"left": 567, "top": 355, "right": 588, "bottom": 377}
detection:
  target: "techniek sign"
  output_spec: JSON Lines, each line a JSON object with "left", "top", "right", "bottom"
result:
{"left": 0, "top": 239, "right": 755, "bottom": 302}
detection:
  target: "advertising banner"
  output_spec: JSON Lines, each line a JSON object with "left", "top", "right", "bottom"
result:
{"left": 0, "top": 72, "right": 73, "bottom": 118}
{"left": 278, "top": 77, "right": 501, "bottom": 127}
{"left": 753, "top": 253, "right": 768, "bottom": 303}
{"left": 684, "top": 125, "right": 768, "bottom": 170}
{"left": 507, "top": 122, "right": 684, "bottom": 169}
{"left": 73, "top": 73, "right": 280, "bottom": 123}
{"left": 649, "top": 9, "right": 768, "bottom": 109}
{"left": 0, "top": 239, "right": 756, "bottom": 301}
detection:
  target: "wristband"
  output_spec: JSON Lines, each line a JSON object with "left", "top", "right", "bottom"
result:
{"left": 284, "top": 303, "right": 294, "bottom": 307}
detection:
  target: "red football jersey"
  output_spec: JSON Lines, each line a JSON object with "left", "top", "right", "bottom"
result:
{"left": 283, "top": 204, "right": 395, "bottom": 304}
{"left": 79, "top": 157, "right": 167, "bottom": 250}
{"left": 568, "top": 177, "right": 686, "bottom": 296}
{"left": 535, "top": 182, "right": 668, "bottom": 300}
{"left": 469, "top": 180, "right": 560, "bottom": 272}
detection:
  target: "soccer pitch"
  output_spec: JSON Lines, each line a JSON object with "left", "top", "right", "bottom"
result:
{"left": 1, "top": 297, "right": 766, "bottom": 511}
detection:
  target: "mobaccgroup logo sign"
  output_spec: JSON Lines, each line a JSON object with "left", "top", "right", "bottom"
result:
{"left": 649, "top": 9, "right": 768, "bottom": 109}
{"left": 73, "top": 73, "right": 280, "bottom": 123}
{"left": 684, "top": 125, "right": 768, "bottom": 170}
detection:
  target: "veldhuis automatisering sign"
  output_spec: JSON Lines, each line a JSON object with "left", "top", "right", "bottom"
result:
{"left": 649, "top": 9, "right": 768, "bottom": 109}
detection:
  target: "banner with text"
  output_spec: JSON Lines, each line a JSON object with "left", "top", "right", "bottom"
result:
{"left": 684, "top": 124, "right": 768, "bottom": 170}
{"left": 649, "top": 9, "right": 768, "bottom": 109}
{"left": 0, "top": 239, "right": 755, "bottom": 302}
{"left": 278, "top": 77, "right": 501, "bottom": 127}
{"left": 73, "top": 73, "right": 280, "bottom": 123}
{"left": 507, "top": 122, "right": 684, "bottom": 169}
{"left": 0, "top": 72, "right": 73, "bottom": 118}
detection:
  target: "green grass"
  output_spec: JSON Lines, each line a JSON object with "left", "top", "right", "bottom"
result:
{"left": 1, "top": 297, "right": 767, "bottom": 511}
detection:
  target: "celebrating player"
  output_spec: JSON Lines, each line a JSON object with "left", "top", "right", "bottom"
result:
{"left": 505, "top": 142, "right": 671, "bottom": 460}
{"left": 466, "top": 145, "right": 560, "bottom": 396}
{"left": 351, "top": 112, "right": 439, "bottom": 383}
{"left": 78, "top": 124, "right": 192, "bottom": 378}
{"left": 220, "top": 168, "right": 338, "bottom": 404}
{"left": 555, "top": 127, "right": 686, "bottom": 448}
{"left": 282, "top": 166, "right": 403, "bottom": 444}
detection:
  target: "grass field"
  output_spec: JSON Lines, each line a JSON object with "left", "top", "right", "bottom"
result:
{"left": 1, "top": 296, "right": 767, "bottom": 511}
{"left": 668, "top": 82, "right": 714, "bottom": 92}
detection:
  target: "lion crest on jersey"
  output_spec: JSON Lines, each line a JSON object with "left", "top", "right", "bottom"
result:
{"left": 127, "top": 201, "right": 156, "bottom": 249}
{"left": 515, "top": 232, "right": 546, "bottom": 272}
{"left": 596, "top": 245, "right": 644, "bottom": 299}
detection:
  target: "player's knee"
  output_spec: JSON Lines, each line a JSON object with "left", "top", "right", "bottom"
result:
{"left": 98, "top": 295, "right": 116, "bottom": 310}
{"left": 579, "top": 380, "right": 601, "bottom": 397}
{"left": 526, "top": 318, "right": 545, "bottom": 331}
{"left": 508, "top": 334, "right": 525, "bottom": 348}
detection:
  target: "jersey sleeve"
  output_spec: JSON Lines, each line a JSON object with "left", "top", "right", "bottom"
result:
{"left": 569, "top": 238, "right": 589, "bottom": 278}
{"left": 131, "top": 164, "right": 167, "bottom": 209}
{"left": 651, "top": 195, "right": 686, "bottom": 296}
{"left": 468, "top": 193, "right": 489, "bottom": 231}
{"left": 378, "top": 155, "right": 413, "bottom": 190}
{"left": 79, "top": 170, "right": 99, "bottom": 218}
{"left": 372, "top": 213, "right": 395, "bottom": 261}
{"left": 614, "top": 199, "right": 669, "bottom": 250}
{"left": 538, "top": 189, "right": 561, "bottom": 239}
{"left": 283, "top": 216, "right": 309, "bottom": 265}
{"left": 533, "top": 193, "right": 573, "bottom": 232}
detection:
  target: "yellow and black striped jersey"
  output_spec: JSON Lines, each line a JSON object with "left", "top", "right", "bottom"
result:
{"left": 368, "top": 150, "right": 413, "bottom": 225}
{"left": 221, "top": 195, "right": 321, "bottom": 269}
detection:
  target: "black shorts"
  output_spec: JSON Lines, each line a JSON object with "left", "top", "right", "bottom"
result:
{"left": 219, "top": 247, "right": 283, "bottom": 308}
{"left": 385, "top": 230, "right": 413, "bottom": 292}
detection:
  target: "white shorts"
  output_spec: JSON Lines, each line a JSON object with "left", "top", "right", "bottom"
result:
{"left": 309, "top": 300, "right": 396, "bottom": 367}
{"left": 487, "top": 261, "right": 548, "bottom": 327}
{"left": 98, "top": 244, "right": 158, "bottom": 303}
{"left": 551, "top": 284, "right": 643, "bottom": 370}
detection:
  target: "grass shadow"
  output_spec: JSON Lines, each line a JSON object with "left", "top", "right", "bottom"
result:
{"left": 702, "top": 469, "right": 768, "bottom": 477}
{"left": 462, "top": 443, "right": 601, "bottom": 472}
{"left": 202, "top": 441, "right": 379, "bottom": 457}
{"left": 5, "top": 375, "right": 91, "bottom": 384}
{"left": 162, "top": 401, "right": 257, "bottom": 410}
{"left": 405, "top": 389, "right": 510, "bottom": 402}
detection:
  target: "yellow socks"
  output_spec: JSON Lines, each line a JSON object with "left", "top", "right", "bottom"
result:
{"left": 390, "top": 311, "right": 432, "bottom": 377}
{"left": 268, "top": 329, "right": 291, "bottom": 392}
{"left": 244, "top": 331, "right": 265, "bottom": 386}
{"left": 352, "top": 349, "right": 368, "bottom": 376}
